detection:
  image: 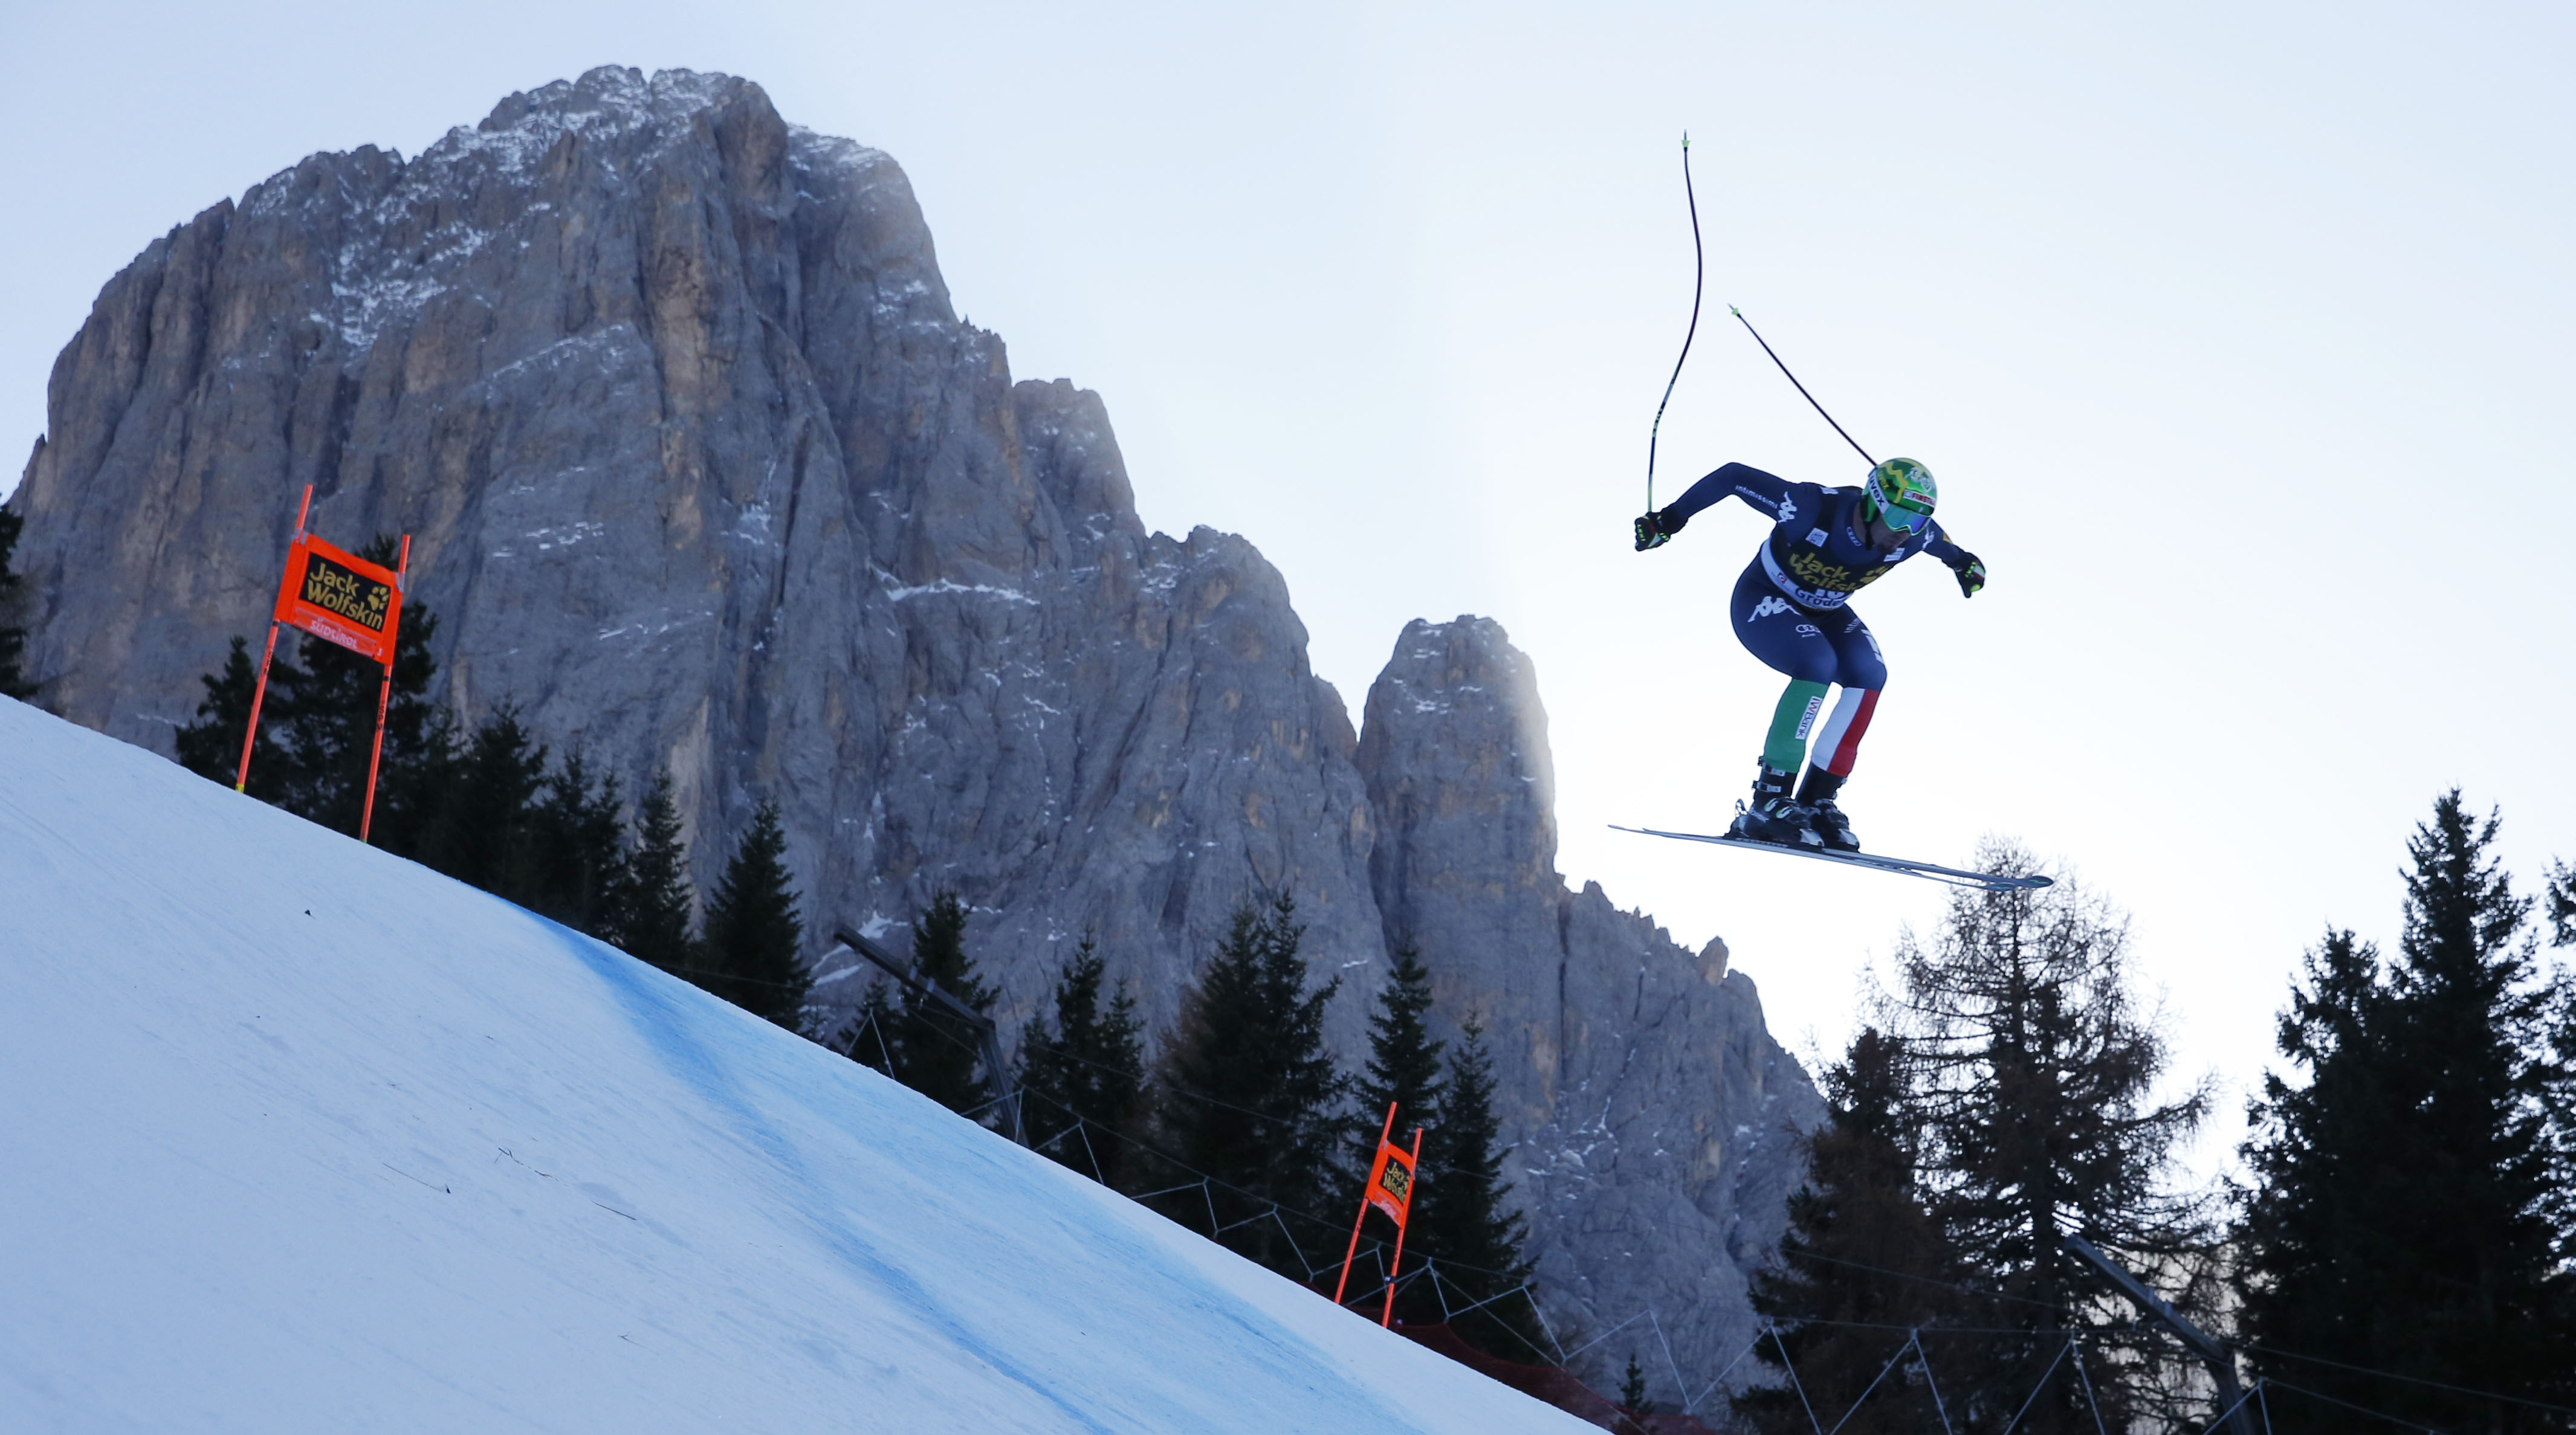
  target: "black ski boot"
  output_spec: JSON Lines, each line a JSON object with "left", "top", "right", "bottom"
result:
{"left": 1729, "top": 764, "right": 1820, "bottom": 848}
{"left": 1797, "top": 765, "right": 1860, "bottom": 852}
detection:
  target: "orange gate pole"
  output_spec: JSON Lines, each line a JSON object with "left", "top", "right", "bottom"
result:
{"left": 357, "top": 533, "right": 409, "bottom": 844}
{"left": 1332, "top": 1101, "right": 1398, "bottom": 1307}
{"left": 234, "top": 622, "right": 281, "bottom": 792}
{"left": 235, "top": 486, "right": 314, "bottom": 793}
{"left": 1378, "top": 1124, "right": 1425, "bottom": 1327}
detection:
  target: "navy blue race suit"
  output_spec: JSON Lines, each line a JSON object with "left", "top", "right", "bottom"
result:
{"left": 1662, "top": 462, "right": 1973, "bottom": 688}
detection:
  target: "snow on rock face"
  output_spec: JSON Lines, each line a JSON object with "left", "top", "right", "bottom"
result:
{"left": 0, "top": 697, "right": 1597, "bottom": 1433}
{"left": 3, "top": 68, "right": 1820, "bottom": 1393}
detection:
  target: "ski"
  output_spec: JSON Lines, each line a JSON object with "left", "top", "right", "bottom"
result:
{"left": 1610, "top": 824, "right": 2052, "bottom": 892}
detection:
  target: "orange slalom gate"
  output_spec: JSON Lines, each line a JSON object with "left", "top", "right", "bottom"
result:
{"left": 235, "top": 485, "right": 411, "bottom": 842}
{"left": 1332, "top": 1101, "right": 1425, "bottom": 1327}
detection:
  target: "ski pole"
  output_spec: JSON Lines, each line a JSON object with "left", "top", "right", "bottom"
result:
{"left": 1645, "top": 133, "right": 1703, "bottom": 517}
{"left": 1727, "top": 305, "right": 1875, "bottom": 466}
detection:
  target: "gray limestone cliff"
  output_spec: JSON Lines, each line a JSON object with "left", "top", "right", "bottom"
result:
{"left": 1360, "top": 616, "right": 1820, "bottom": 1381}
{"left": 4, "top": 66, "right": 1818, "bottom": 1396}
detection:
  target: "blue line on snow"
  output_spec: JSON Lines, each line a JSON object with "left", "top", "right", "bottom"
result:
{"left": 543, "top": 916, "right": 1121, "bottom": 1432}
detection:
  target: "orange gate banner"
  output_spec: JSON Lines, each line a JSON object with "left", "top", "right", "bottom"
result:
{"left": 1365, "top": 1137, "right": 1417, "bottom": 1228}
{"left": 273, "top": 533, "right": 403, "bottom": 666}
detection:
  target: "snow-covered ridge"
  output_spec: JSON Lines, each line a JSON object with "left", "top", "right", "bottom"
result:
{"left": 789, "top": 125, "right": 893, "bottom": 182}
{"left": 447, "top": 66, "right": 748, "bottom": 177}
{"left": 0, "top": 697, "right": 1588, "bottom": 1433}
{"left": 239, "top": 68, "right": 778, "bottom": 352}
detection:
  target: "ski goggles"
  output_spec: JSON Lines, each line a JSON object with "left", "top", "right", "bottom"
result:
{"left": 1877, "top": 497, "right": 1935, "bottom": 535}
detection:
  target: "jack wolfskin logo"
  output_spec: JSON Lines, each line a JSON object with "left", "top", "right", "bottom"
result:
{"left": 1749, "top": 596, "right": 1794, "bottom": 621}
{"left": 1788, "top": 551, "right": 1857, "bottom": 591}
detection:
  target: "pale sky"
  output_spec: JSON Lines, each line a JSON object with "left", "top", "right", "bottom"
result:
{"left": 6, "top": 1, "right": 2570, "bottom": 1176}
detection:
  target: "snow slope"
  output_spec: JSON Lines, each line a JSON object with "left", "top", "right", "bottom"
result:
{"left": 0, "top": 698, "right": 1592, "bottom": 1434}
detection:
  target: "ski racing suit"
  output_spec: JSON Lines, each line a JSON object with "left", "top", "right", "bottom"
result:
{"left": 1659, "top": 462, "right": 1980, "bottom": 793}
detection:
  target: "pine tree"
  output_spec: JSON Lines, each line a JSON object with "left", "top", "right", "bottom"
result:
{"left": 174, "top": 636, "right": 291, "bottom": 799}
{"left": 410, "top": 706, "right": 549, "bottom": 901}
{"left": 2237, "top": 793, "right": 2576, "bottom": 1432}
{"left": 873, "top": 891, "right": 998, "bottom": 1117}
{"left": 525, "top": 751, "right": 626, "bottom": 934}
{"left": 1015, "top": 931, "right": 1147, "bottom": 1187}
{"left": 268, "top": 633, "right": 391, "bottom": 834}
{"left": 697, "top": 799, "right": 808, "bottom": 1030}
{"left": 2548, "top": 858, "right": 2575, "bottom": 949}
{"left": 1153, "top": 894, "right": 1347, "bottom": 1280}
{"left": 1352, "top": 935, "right": 1446, "bottom": 1175}
{"left": 358, "top": 596, "right": 451, "bottom": 854}
{"left": 1620, "top": 1353, "right": 1650, "bottom": 1413}
{"left": 1735, "top": 1028, "right": 1956, "bottom": 1435}
{"left": 604, "top": 770, "right": 696, "bottom": 972}
{"left": 1891, "top": 840, "right": 2210, "bottom": 1434}
{"left": 2551, "top": 857, "right": 2576, "bottom": 1289}
{"left": 829, "top": 900, "right": 1005, "bottom": 1121}
{"left": 1341, "top": 935, "right": 1446, "bottom": 1323}
{"left": 0, "top": 504, "right": 34, "bottom": 700}
{"left": 1411, "top": 1017, "right": 1542, "bottom": 1360}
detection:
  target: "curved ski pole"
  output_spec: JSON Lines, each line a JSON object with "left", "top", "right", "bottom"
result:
{"left": 1727, "top": 305, "right": 1876, "bottom": 468}
{"left": 1645, "top": 134, "right": 1703, "bottom": 518}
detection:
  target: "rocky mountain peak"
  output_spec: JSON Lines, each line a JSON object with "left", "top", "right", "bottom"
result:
{"left": 5, "top": 69, "right": 1816, "bottom": 1391}
{"left": 1358, "top": 618, "right": 1819, "bottom": 1367}
{"left": 1362, "top": 614, "right": 1561, "bottom": 915}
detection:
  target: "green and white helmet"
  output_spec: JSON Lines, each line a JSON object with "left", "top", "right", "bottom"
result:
{"left": 1862, "top": 457, "right": 1937, "bottom": 535}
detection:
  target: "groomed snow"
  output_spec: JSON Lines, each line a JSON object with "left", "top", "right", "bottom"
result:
{"left": 0, "top": 698, "right": 1591, "bottom": 1433}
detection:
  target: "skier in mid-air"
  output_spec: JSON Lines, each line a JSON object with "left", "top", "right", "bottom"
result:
{"left": 1633, "top": 457, "right": 1985, "bottom": 853}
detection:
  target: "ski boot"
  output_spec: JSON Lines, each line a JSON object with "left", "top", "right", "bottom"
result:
{"left": 1806, "top": 800, "right": 1860, "bottom": 852}
{"left": 1797, "top": 766, "right": 1860, "bottom": 852}
{"left": 1729, "top": 764, "right": 1821, "bottom": 848}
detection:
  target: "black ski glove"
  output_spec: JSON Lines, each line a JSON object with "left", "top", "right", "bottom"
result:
{"left": 1949, "top": 551, "right": 1987, "bottom": 598}
{"left": 1633, "top": 508, "right": 1688, "bottom": 551}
